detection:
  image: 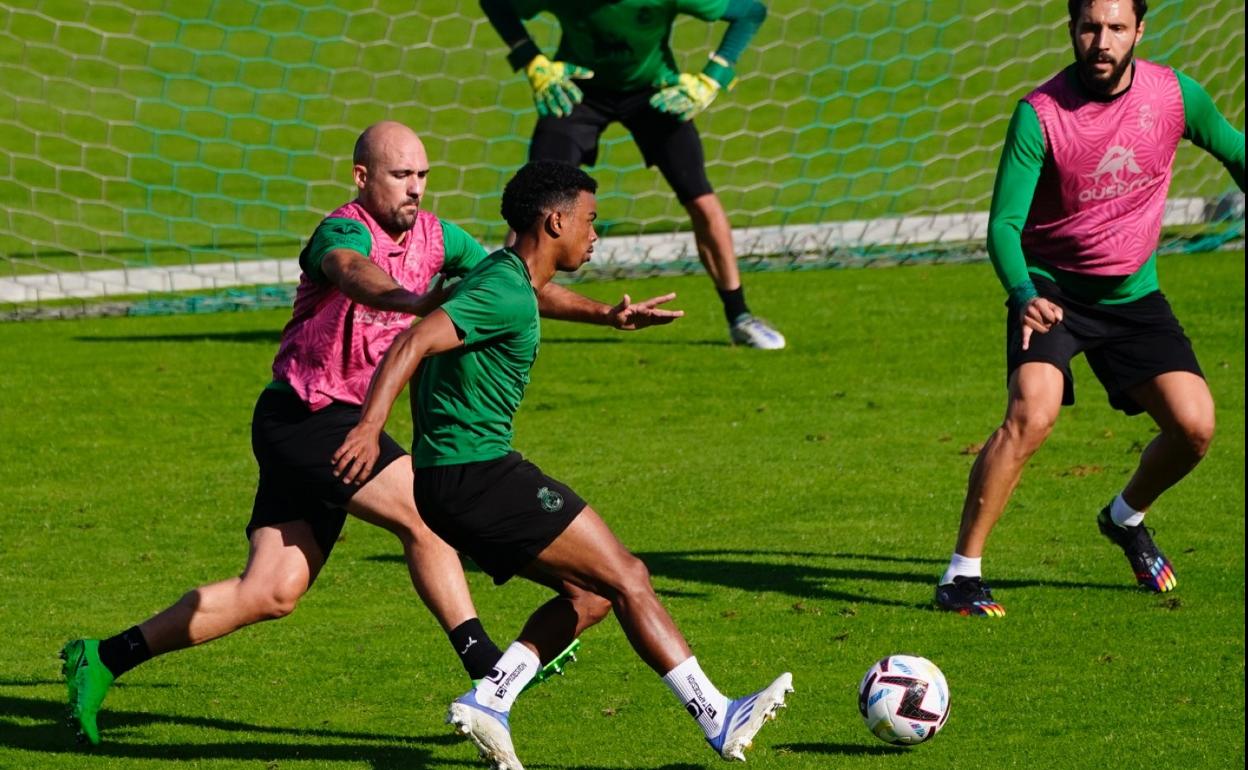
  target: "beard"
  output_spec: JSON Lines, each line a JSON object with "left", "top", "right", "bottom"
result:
{"left": 376, "top": 200, "right": 419, "bottom": 234}
{"left": 1077, "top": 41, "right": 1136, "bottom": 95}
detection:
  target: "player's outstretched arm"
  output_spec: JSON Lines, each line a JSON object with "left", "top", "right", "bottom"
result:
{"left": 479, "top": 0, "right": 593, "bottom": 118}
{"left": 333, "top": 311, "right": 464, "bottom": 484}
{"left": 537, "top": 282, "right": 684, "bottom": 330}
{"left": 322, "top": 248, "right": 448, "bottom": 317}
{"left": 650, "top": 0, "right": 767, "bottom": 121}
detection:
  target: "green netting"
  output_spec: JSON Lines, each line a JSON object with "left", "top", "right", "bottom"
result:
{"left": 0, "top": 0, "right": 1243, "bottom": 314}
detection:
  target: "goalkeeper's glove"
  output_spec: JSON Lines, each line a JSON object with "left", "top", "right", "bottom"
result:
{"left": 649, "top": 55, "right": 736, "bottom": 122}
{"left": 523, "top": 54, "right": 594, "bottom": 119}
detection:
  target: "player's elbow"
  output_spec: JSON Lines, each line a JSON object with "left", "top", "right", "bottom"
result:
{"left": 747, "top": 1, "right": 768, "bottom": 25}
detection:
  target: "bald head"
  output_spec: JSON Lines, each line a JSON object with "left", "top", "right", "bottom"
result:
{"left": 352, "top": 122, "right": 430, "bottom": 239}
{"left": 353, "top": 121, "right": 423, "bottom": 171}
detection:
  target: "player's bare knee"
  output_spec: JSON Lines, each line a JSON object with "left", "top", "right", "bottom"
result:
{"left": 1177, "top": 416, "right": 1214, "bottom": 460}
{"left": 609, "top": 555, "right": 656, "bottom": 603}
{"left": 1002, "top": 409, "right": 1055, "bottom": 455}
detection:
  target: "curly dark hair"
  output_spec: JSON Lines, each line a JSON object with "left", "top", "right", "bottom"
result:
{"left": 501, "top": 160, "right": 598, "bottom": 233}
{"left": 1067, "top": 0, "right": 1147, "bottom": 24}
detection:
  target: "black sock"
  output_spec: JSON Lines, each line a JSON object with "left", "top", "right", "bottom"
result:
{"left": 97, "top": 626, "right": 152, "bottom": 678}
{"left": 448, "top": 618, "right": 504, "bottom": 681}
{"left": 717, "top": 286, "right": 750, "bottom": 324}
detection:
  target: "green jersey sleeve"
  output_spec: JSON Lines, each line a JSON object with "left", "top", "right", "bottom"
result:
{"left": 988, "top": 101, "right": 1046, "bottom": 307}
{"left": 676, "top": 0, "right": 731, "bottom": 22}
{"left": 441, "top": 267, "right": 533, "bottom": 347}
{"left": 439, "top": 220, "right": 489, "bottom": 277}
{"left": 1176, "top": 70, "right": 1246, "bottom": 192}
{"left": 298, "top": 217, "right": 372, "bottom": 284}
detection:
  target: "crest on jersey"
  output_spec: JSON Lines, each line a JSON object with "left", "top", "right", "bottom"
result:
{"left": 1138, "top": 103, "right": 1155, "bottom": 132}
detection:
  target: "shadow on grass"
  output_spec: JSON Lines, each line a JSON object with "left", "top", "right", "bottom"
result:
{"left": 0, "top": 692, "right": 475, "bottom": 770}
{"left": 541, "top": 336, "right": 729, "bottom": 347}
{"left": 368, "top": 548, "right": 1135, "bottom": 606}
{"left": 74, "top": 330, "right": 282, "bottom": 344}
{"left": 776, "top": 741, "right": 906, "bottom": 756}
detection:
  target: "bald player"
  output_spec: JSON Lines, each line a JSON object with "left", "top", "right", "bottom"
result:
{"left": 60, "top": 122, "right": 683, "bottom": 745}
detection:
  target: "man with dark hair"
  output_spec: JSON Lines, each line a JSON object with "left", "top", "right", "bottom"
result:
{"left": 334, "top": 159, "right": 792, "bottom": 768}
{"left": 60, "top": 123, "right": 684, "bottom": 746}
{"left": 935, "top": 0, "right": 1244, "bottom": 616}
{"left": 478, "top": 0, "right": 786, "bottom": 349}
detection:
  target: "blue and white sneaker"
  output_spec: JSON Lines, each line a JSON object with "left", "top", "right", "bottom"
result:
{"left": 708, "top": 672, "right": 794, "bottom": 762}
{"left": 446, "top": 690, "right": 525, "bottom": 770}
{"left": 729, "top": 314, "right": 786, "bottom": 350}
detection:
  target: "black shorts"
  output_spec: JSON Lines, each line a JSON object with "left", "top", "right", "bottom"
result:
{"left": 1006, "top": 277, "right": 1204, "bottom": 415}
{"left": 248, "top": 387, "right": 406, "bottom": 558}
{"left": 414, "top": 452, "right": 586, "bottom": 585}
{"left": 529, "top": 81, "right": 714, "bottom": 203}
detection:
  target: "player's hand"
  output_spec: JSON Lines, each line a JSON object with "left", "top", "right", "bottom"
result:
{"left": 410, "top": 274, "right": 450, "bottom": 318}
{"left": 608, "top": 292, "right": 685, "bottom": 330}
{"left": 649, "top": 73, "right": 720, "bottom": 122}
{"left": 525, "top": 54, "right": 593, "bottom": 118}
{"left": 1020, "top": 297, "right": 1064, "bottom": 351}
{"left": 332, "top": 424, "right": 382, "bottom": 485}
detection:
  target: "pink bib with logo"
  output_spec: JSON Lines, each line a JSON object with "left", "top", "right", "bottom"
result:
{"left": 1022, "top": 60, "right": 1185, "bottom": 275}
{"left": 272, "top": 202, "right": 445, "bottom": 410}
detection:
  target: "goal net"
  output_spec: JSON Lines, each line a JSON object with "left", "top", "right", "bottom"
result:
{"left": 0, "top": 0, "right": 1242, "bottom": 315}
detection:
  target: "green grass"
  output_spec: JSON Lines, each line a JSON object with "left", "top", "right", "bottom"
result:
{"left": 0, "top": 251, "right": 1242, "bottom": 769}
{"left": 0, "top": 0, "right": 1242, "bottom": 266}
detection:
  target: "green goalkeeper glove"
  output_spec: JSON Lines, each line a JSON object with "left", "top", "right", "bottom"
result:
{"left": 524, "top": 54, "right": 594, "bottom": 118}
{"left": 649, "top": 72, "right": 721, "bottom": 121}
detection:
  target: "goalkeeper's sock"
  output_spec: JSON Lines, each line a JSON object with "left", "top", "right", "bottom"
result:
{"left": 449, "top": 618, "right": 504, "bottom": 681}
{"left": 662, "top": 656, "right": 729, "bottom": 740}
{"left": 940, "top": 553, "right": 981, "bottom": 585}
{"left": 1109, "top": 493, "right": 1145, "bottom": 527}
{"left": 717, "top": 287, "right": 750, "bottom": 324}
{"left": 97, "top": 626, "right": 152, "bottom": 678}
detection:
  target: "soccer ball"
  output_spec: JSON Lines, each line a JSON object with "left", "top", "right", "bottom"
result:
{"left": 857, "top": 655, "right": 950, "bottom": 745}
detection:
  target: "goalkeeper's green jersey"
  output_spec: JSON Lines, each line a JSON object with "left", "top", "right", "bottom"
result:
{"left": 511, "top": 0, "right": 730, "bottom": 90}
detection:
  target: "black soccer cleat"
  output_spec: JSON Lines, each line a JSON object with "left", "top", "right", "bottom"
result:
{"left": 934, "top": 575, "right": 1005, "bottom": 617}
{"left": 1097, "top": 506, "right": 1177, "bottom": 592}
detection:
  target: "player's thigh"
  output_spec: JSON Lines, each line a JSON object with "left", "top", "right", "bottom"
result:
{"left": 1003, "top": 362, "right": 1066, "bottom": 433}
{"left": 623, "top": 111, "right": 713, "bottom": 203}
{"left": 1126, "top": 370, "right": 1215, "bottom": 439}
{"left": 529, "top": 506, "right": 649, "bottom": 597}
{"left": 529, "top": 105, "right": 608, "bottom": 166}
{"left": 241, "top": 520, "right": 325, "bottom": 599}
{"left": 346, "top": 454, "right": 429, "bottom": 537}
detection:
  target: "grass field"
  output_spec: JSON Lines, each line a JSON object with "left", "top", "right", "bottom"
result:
{"left": 0, "top": 0, "right": 1243, "bottom": 270}
{"left": 0, "top": 251, "right": 1243, "bottom": 769}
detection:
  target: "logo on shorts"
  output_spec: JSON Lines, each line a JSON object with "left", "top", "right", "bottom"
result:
{"left": 537, "top": 486, "right": 564, "bottom": 513}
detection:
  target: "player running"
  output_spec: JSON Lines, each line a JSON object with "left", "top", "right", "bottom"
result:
{"left": 478, "top": 0, "right": 786, "bottom": 349}
{"left": 333, "top": 160, "right": 792, "bottom": 768}
{"left": 935, "top": 0, "right": 1245, "bottom": 616}
{"left": 61, "top": 122, "right": 683, "bottom": 745}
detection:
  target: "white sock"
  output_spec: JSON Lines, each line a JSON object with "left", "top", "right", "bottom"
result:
{"left": 474, "top": 642, "right": 539, "bottom": 712}
{"left": 940, "top": 553, "right": 982, "bottom": 586}
{"left": 1110, "top": 494, "right": 1145, "bottom": 527}
{"left": 662, "top": 656, "right": 730, "bottom": 740}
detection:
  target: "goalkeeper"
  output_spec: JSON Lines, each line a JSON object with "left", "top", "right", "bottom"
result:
{"left": 479, "top": 0, "right": 785, "bottom": 349}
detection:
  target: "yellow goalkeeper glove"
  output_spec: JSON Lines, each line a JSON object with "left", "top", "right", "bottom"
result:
{"left": 649, "top": 72, "right": 721, "bottom": 122}
{"left": 524, "top": 54, "right": 594, "bottom": 119}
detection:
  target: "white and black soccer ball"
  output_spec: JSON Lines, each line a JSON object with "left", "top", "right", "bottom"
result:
{"left": 857, "top": 654, "right": 950, "bottom": 745}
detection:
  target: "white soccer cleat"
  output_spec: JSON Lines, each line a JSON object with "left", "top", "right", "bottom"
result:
{"left": 708, "top": 672, "right": 794, "bottom": 762}
{"left": 729, "top": 314, "right": 786, "bottom": 350}
{"left": 446, "top": 690, "right": 525, "bottom": 770}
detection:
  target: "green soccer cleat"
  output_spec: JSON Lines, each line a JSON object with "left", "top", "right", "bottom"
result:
{"left": 522, "top": 638, "right": 581, "bottom": 693}
{"left": 60, "top": 638, "right": 114, "bottom": 745}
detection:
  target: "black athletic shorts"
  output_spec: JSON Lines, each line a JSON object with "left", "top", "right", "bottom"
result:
{"left": 1006, "top": 276, "right": 1204, "bottom": 415}
{"left": 414, "top": 451, "right": 586, "bottom": 585}
{"left": 248, "top": 387, "right": 406, "bottom": 558}
{"left": 529, "top": 81, "right": 714, "bottom": 203}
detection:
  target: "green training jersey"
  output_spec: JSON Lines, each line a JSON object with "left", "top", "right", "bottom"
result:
{"left": 512, "top": 0, "right": 730, "bottom": 90}
{"left": 413, "top": 248, "right": 540, "bottom": 468}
